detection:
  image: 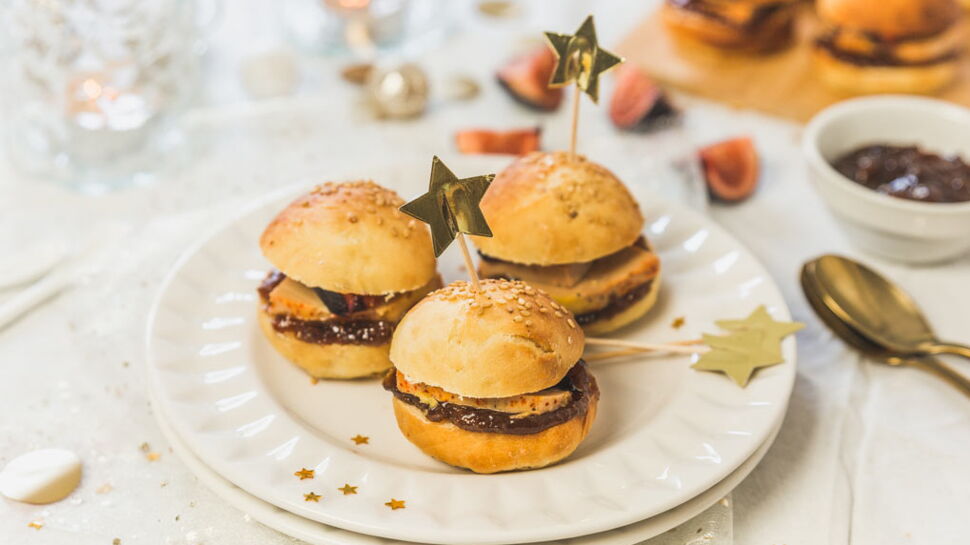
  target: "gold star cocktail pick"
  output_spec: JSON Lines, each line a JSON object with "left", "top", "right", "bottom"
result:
{"left": 715, "top": 305, "right": 804, "bottom": 361}
{"left": 691, "top": 331, "right": 783, "bottom": 387}
{"left": 400, "top": 156, "right": 495, "bottom": 290}
{"left": 545, "top": 15, "right": 623, "bottom": 154}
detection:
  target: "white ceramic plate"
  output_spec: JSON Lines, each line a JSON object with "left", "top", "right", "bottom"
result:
{"left": 151, "top": 380, "right": 781, "bottom": 545}
{"left": 146, "top": 159, "right": 796, "bottom": 545}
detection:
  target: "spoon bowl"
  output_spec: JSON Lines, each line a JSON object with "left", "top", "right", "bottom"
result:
{"left": 813, "top": 255, "right": 970, "bottom": 359}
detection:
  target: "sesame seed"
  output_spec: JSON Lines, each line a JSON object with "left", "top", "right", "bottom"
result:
{"left": 555, "top": 311, "right": 563, "bottom": 318}
{"left": 567, "top": 319, "right": 576, "bottom": 328}
{"left": 513, "top": 315, "right": 523, "bottom": 323}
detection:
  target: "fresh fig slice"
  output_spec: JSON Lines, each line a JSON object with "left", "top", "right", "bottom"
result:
{"left": 609, "top": 64, "right": 677, "bottom": 131}
{"left": 698, "top": 137, "right": 760, "bottom": 202}
{"left": 496, "top": 47, "right": 563, "bottom": 111}
{"left": 455, "top": 127, "right": 541, "bottom": 156}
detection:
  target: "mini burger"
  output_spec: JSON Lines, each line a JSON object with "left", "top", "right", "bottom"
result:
{"left": 384, "top": 279, "right": 598, "bottom": 473}
{"left": 814, "top": 0, "right": 963, "bottom": 94}
{"left": 258, "top": 181, "right": 441, "bottom": 379}
{"left": 474, "top": 152, "right": 661, "bottom": 335}
{"left": 662, "top": 0, "right": 799, "bottom": 52}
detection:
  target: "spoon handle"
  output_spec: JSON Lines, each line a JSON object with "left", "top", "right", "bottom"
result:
{"left": 911, "top": 357, "right": 970, "bottom": 399}
{"left": 926, "top": 342, "right": 970, "bottom": 361}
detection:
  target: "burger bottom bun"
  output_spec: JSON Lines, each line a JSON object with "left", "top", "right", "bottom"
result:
{"left": 258, "top": 308, "right": 392, "bottom": 379}
{"left": 662, "top": 2, "right": 795, "bottom": 52}
{"left": 813, "top": 48, "right": 959, "bottom": 95}
{"left": 392, "top": 396, "right": 598, "bottom": 474}
{"left": 581, "top": 272, "right": 661, "bottom": 336}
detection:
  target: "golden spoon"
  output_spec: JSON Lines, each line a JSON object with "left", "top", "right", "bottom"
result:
{"left": 812, "top": 255, "right": 970, "bottom": 360}
{"left": 801, "top": 261, "right": 970, "bottom": 398}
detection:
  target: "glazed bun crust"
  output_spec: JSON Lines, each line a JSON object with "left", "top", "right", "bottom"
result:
{"left": 392, "top": 396, "right": 597, "bottom": 473}
{"left": 812, "top": 47, "right": 959, "bottom": 94}
{"left": 260, "top": 181, "right": 437, "bottom": 295}
{"left": 661, "top": 2, "right": 796, "bottom": 52}
{"left": 581, "top": 271, "right": 662, "bottom": 335}
{"left": 389, "top": 279, "right": 584, "bottom": 398}
{"left": 475, "top": 152, "right": 644, "bottom": 266}
{"left": 817, "top": 0, "right": 959, "bottom": 39}
{"left": 258, "top": 308, "right": 392, "bottom": 379}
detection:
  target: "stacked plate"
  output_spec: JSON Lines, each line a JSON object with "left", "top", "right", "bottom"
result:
{"left": 145, "top": 160, "right": 795, "bottom": 545}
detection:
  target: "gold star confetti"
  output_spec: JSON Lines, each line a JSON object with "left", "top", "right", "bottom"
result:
{"left": 338, "top": 484, "right": 358, "bottom": 495}
{"left": 545, "top": 15, "right": 623, "bottom": 103}
{"left": 400, "top": 156, "right": 494, "bottom": 257}
{"left": 294, "top": 468, "right": 315, "bottom": 480}
{"left": 351, "top": 434, "right": 369, "bottom": 445}
{"left": 145, "top": 452, "right": 161, "bottom": 462}
{"left": 27, "top": 520, "right": 43, "bottom": 530}
{"left": 715, "top": 305, "right": 804, "bottom": 361}
{"left": 671, "top": 316, "right": 685, "bottom": 329}
{"left": 304, "top": 492, "right": 322, "bottom": 502}
{"left": 691, "top": 331, "right": 782, "bottom": 387}
{"left": 385, "top": 498, "right": 406, "bottom": 510}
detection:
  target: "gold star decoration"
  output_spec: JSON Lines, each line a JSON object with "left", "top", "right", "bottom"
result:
{"left": 338, "top": 484, "right": 358, "bottom": 495}
{"left": 400, "top": 156, "right": 494, "bottom": 257}
{"left": 715, "top": 305, "right": 804, "bottom": 361}
{"left": 545, "top": 15, "right": 623, "bottom": 103}
{"left": 294, "top": 468, "right": 315, "bottom": 480}
{"left": 385, "top": 498, "right": 406, "bottom": 510}
{"left": 351, "top": 434, "right": 369, "bottom": 445}
{"left": 27, "top": 520, "right": 44, "bottom": 530}
{"left": 692, "top": 331, "right": 783, "bottom": 387}
{"left": 304, "top": 492, "right": 321, "bottom": 502}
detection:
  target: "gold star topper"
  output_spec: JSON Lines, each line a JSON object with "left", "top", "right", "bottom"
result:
{"left": 691, "top": 331, "right": 782, "bottom": 387}
{"left": 400, "top": 156, "right": 494, "bottom": 257}
{"left": 545, "top": 15, "right": 623, "bottom": 103}
{"left": 715, "top": 306, "right": 804, "bottom": 361}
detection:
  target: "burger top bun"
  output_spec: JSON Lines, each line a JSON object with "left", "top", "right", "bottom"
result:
{"left": 389, "top": 279, "right": 585, "bottom": 398}
{"left": 817, "top": 0, "right": 960, "bottom": 39}
{"left": 260, "top": 181, "right": 437, "bottom": 295}
{"left": 475, "top": 152, "right": 644, "bottom": 266}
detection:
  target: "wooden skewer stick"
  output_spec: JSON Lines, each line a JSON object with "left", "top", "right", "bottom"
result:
{"left": 568, "top": 88, "right": 580, "bottom": 155}
{"left": 585, "top": 348, "right": 655, "bottom": 362}
{"left": 584, "top": 337, "right": 707, "bottom": 355}
{"left": 456, "top": 233, "right": 481, "bottom": 291}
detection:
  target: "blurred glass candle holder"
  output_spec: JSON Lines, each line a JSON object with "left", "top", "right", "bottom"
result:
{"left": 0, "top": 0, "right": 210, "bottom": 193}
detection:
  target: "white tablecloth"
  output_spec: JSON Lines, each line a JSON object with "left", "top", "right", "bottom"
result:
{"left": 1, "top": 1, "right": 969, "bottom": 544}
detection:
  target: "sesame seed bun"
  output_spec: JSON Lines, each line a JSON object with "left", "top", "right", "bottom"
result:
{"left": 817, "top": 0, "right": 960, "bottom": 39}
{"left": 474, "top": 152, "right": 644, "bottom": 266}
{"left": 389, "top": 279, "right": 584, "bottom": 398}
{"left": 260, "top": 181, "right": 437, "bottom": 295}
{"left": 390, "top": 393, "right": 597, "bottom": 473}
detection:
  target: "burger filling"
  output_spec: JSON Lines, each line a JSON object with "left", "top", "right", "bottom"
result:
{"left": 478, "top": 237, "right": 659, "bottom": 325}
{"left": 257, "top": 270, "right": 439, "bottom": 346}
{"left": 383, "top": 362, "right": 599, "bottom": 435}
{"left": 816, "top": 24, "right": 963, "bottom": 67}
{"left": 666, "top": 0, "right": 794, "bottom": 29}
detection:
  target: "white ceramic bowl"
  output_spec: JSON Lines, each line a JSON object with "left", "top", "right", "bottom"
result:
{"left": 803, "top": 96, "right": 970, "bottom": 264}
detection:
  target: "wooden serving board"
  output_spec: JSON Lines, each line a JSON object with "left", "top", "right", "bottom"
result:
{"left": 615, "top": 5, "right": 970, "bottom": 122}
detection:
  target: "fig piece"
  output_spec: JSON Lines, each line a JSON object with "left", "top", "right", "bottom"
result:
{"left": 609, "top": 64, "right": 677, "bottom": 131}
{"left": 455, "top": 127, "right": 541, "bottom": 156}
{"left": 496, "top": 47, "right": 563, "bottom": 111}
{"left": 698, "top": 137, "right": 760, "bottom": 202}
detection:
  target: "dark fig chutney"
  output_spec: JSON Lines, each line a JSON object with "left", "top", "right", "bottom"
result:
{"left": 831, "top": 144, "right": 970, "bottom": 203}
